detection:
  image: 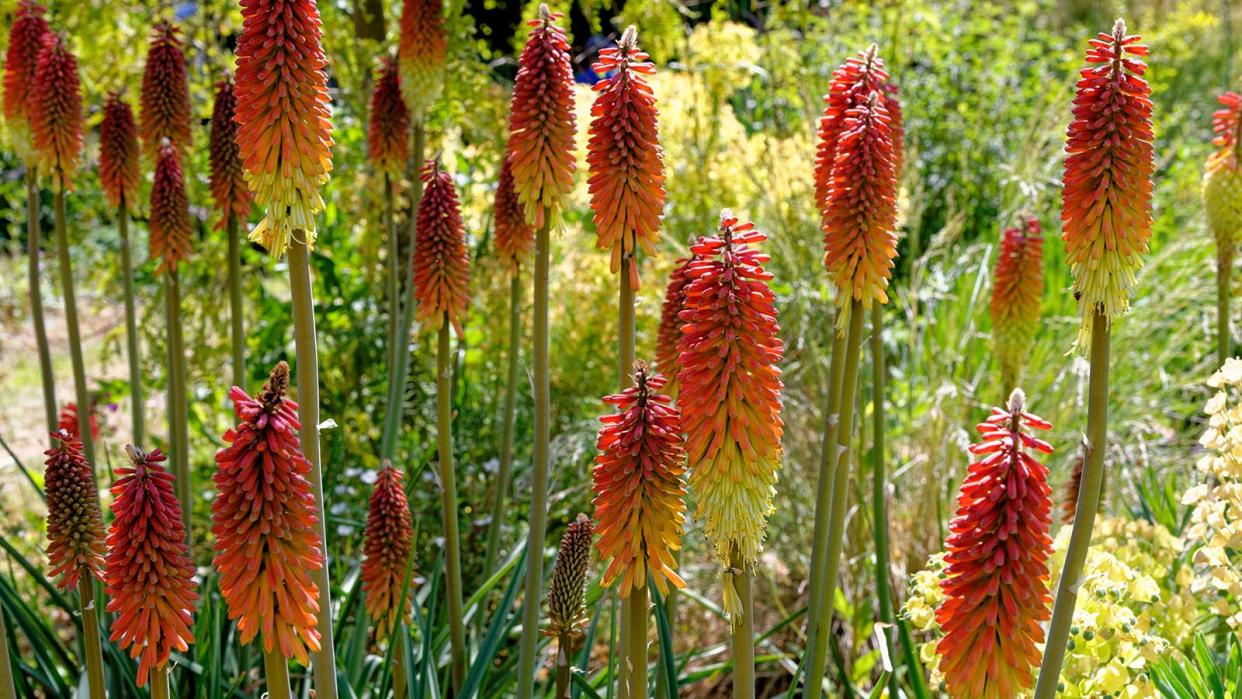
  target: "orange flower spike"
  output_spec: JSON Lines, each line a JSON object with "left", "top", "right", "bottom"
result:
{"left": 361, "top": 462, "right": 415, "bottom": 643}
{"left": 587, "top": 26, "right": 665, "bottom": 288}
{"left": 3, "top": 0, "right": 49, "bottom": 165}
{"left": 105, "top": 446, "right": 197, "bottom": 687}
{"left": 812, "top": 46, "right": 895, "bottom": 215}
{"left": 508, "top": 4, "right": 576, "bottom": 228}
{"left": 149, "top": 140, "right": 192, "bottom": 272}
{"left": 1209, "top": 91, "right": 1242, "bottom": 172}
{"left": 234, "top": 0, "right": 334, "bottom": 254}
{"left": 58, "top": 402, "right": 100, "bottom": 442}
{"left": 30, "top": 33, "right": 82, "bottom": 193}
{"left": 1061, "top": 20, "right": 1153, "bottom": 346}
{"left": 1205, "top": 93, "right": 1242, "bottom": 252}
{"left": 936, "top": 390, "right": 1054, "bottom": 699}
{"left": 139, "top": 22, "right": 191, "bottom": 160}
{"left": 209, "top": 79, "right": 253, "bottom": 229}
{"left": 397, "top": 0, "right": 446, "bottom": 121}
{"left": 592, "top": 362, "right": 688, "bottom": 596}
{"left": 990, "top": 216, "right": 1044, "bottom": 385}
{"left": 654, "top": 251, "right": 696, "bottom": 392}
{"left": 369, "top": 56, "right": 409, "bottom": 176}
{"left": 413, "top": 159, "right": 471, "bottom": 335}
{"left": 211, "top": 362, "right": 324, "bottom": 663}
{"left": 822, "top": 91, "right": 899, "bottom": 324}
{"left": 99, "top": 93, "right": 142, "bottom": 211}
{"left": 44, "top": 430, "right": 104, "bottom": 591}
{"left": 494, "top": 153, "right": 535, "bottom": 270}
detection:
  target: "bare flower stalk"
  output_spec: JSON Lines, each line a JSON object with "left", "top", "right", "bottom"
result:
{"left": 28, "top": 172, "right": 56, "bottom": 440}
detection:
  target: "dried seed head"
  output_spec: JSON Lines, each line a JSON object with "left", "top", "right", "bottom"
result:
{"left": 44, "top": 430, "right": 104, "bottom": 591}
{"left": 546, "top": 513, "right": 594, "bottom": 640}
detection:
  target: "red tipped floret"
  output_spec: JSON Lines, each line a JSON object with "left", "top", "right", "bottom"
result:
{"left": 30, "top": 33, "right": 82, "bottom": 192}
{"left": 99, "top": 93, "right": 141, "bottom": 211}
{"left": 654, "top": 251, "right": 696, "bottom": 392}
{"left": 592, "top": 362, "right": 687, "bottom": 596}
{"left": 494, "top": 152, "right": 534, "bottom": 271}
{"left": 105, "top": 446, "right": 197, "bottom": 686}
{"left": 936, "top": 390, "right": 1054, "bottom": 699}
{"left": 990, "top": 216, "right": 1044, "bottom": 385}
{"left": 44, "top": 430, "right": 104, "bottom": 591}
{"left": 139, "top": 22, "right": 191, "bottom": 159}
{"left": 3, "top": 0, "right": 49, "bottom": 163}
{"left": 361, "top": 462, "right": 415, "bottom": 643}
{"left": 507, "top": 4, "right": 576, "bottom": 228}
{"left": 413, "top": 159, "right": 471, "bottom": 335}
{"left": 209, "top": 79, "right": 253, "bottom": 229}
{"left": 368, "top": 56, "right": 409, "bottom": 177}
{"left": 211, "top": 362, "right": 324, "bottom": 663}
{"left": 1210, "top": 91, "right": 1242, "bottom": 172}
{"left": 398, "top": 0, "right": 446, "bottom": 120}
{"left": 149, "top": 140, "right": 192, "bottom": 272}
{"left": 587, "top": 26, "right": 665, "bottom": 287}
{"left": 58, "top": 402, "right": 100, "bottom": 442}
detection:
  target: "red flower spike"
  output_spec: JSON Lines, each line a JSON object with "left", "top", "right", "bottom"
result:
{"left": 99, "top": 93, "right": 142, "bottom": 211}
{"left": 398, "top": 0, "right": 446, "bottom": 120}
{"left": 508, "top": 4, "right": 576, "bottom": 228}
{"left": 105, "top": 446, "right": 197, "bottom": 687}
{"left": 654, "top": 251, "right": 696, "bottom": 393}
{"left": 822, "top": 90, "right": 900, "bottom": 323}
{"left": 1209, "top": 91, "right": 1242, "bottom": 172}
{"left": 211, "top": 362, "right": 324, "bottom": 663}
{"left": 30, "top": 33, "right": 83, "bottom": 193}
{"left": 936, "top": 390, "right": 1054, "bottom": 699}
{"left": 413, "top": 159, "right": 471, "bottom": 335}
{"left": 149, "top": 140, "right": 192, "bottom": 272}
{"left": 58, "top": 402, "right": 100, "bottom": 442}
{"left": 494, "top": 152, "right": 534, "bottom": 271}
{"left": 209, "top": 79, "right": 253, "bottom": 229}
{"left": 3, "top": 0, "right": 49, "bottom": 164}
{"left": 592, "top": 362, "right": 688, "bottom": 596}
{"left": 990, "top": 216, "right": 1044, "bottom": 384}
{"left": 368, "top": 56, "right": 409, "bottom": 177}
{"left": 1061, "top": 19, "right": 1153, "bottom": 345}
{"left": 44, "top": 430, "right": 104, "bottom": 591}
{"left": 587, "top": 26, "right": 665, "bottom": 288}
{"left": 361, "top": 462, "right": 415, "bottom": 643}
{"left": 139, "top": 22, "right": 191, "bottom": 160}
{"left": 234, "top": 0, "right": 334, "bottom": 254}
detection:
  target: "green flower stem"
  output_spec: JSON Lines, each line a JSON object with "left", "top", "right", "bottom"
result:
{"left": 485, "top": 270, "right": 522, "bottom": 577}
{"left": 1034, "top": 309, "right": 1110, "bottom": 699}
{"left": 516, "top": 215, "right": 552, "bottom": 699}
{"left": 29, "top": 172, "right": 57, "bottom": 441}
{"left": 119, "top": 203, "right": 144, "bottom": 444}
{"left": 391, "top": 632, "right": 408, "bottom": 699}
{"left": 384, "top": 174, "right": 398, "bottom": 398}
{"left": 1219, "top": 245, "right": 1233, "bottom": 369}
{"left": 76, "top": 572, "right": 105, "bottom": 699}
{"left": 626, "top": 588, "right": 648, "bottom": 699}
{"left": 53, "top": 191, "right": 95, "bottom": 468}
{"left": 869, "top": 304, "right": 895, "bottom": 666}
{"left": 0, "top": 598, "right": 15, "bottom": 699}
{"left": 618, "top": 257, "right": 641, "bottom": 698}
{"left": 164, "top": 267, "right": 191, "bottom": 546}
{"left": 227, "top": 213, "right": 246, "bottom": 389}
{"left": 262, "top": 641, "right": 292, "bottom": 699}
{"left": 730, "top": 545, "right": 755, "bottom": 699}
{"left": 555, "top": 634, "right": 572, "bottom": 699}
{"left": 437, "top": 321, "right": 467, "bottom": 692}
{"left": 287, "top": 237, "right": 338, "bottom": 699}
{"left": 150, "top": 668, "right": 170, "bottom": 699}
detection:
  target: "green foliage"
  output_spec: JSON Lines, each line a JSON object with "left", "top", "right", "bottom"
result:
{"left": 1154, "top": 634, "right": 1242, "bottom": 699}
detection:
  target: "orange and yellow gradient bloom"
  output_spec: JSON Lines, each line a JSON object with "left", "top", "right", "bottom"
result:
{"left": 149, "top": 141, "right": 192, "bottom": 272}
{"left": 44, "top": 430, "right": 104, "bottom": 591}
{"left": 99, "top": 93, "right": 142, "bottom": 211}
{"left": 361, "top": 463, "right": 415, "bottom": 643}
{"left": 139, "top": 22, "right": 191, "bottom": 159}
{"left": 4, "top": 1, "right": 49, "bottom": 165}
{"left": 209, "top": 79, "right": 253, "bottom": 229}
{"left": 412, "top": 159, "right": 471, "bottom": 334}
{"left": 368, "top": 56, "right": 409, "bottom": 177}
{"left": 398, "top": 0, "right": 446, "bottom": 121}
{"left": 494, "top": 152, "right": 534, "bottom": 270}
{"left": 990, "top": 216, "right": 1044, "bottom": 387}
{"left": 1205, "top": 92, "right": 1242, "bottom": 258}
{"left": 30, "top": 33, "right": 82, "bottom": 193}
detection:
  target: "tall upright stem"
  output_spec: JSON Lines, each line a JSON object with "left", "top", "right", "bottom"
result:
{"left": 384, "top": 174, "right": 398, "bottom": 394}
{"left": 165, "top": 268, "right": 192, "bottom": 544}
{"left": 150, "top": 669, "right": 170, "bottom": 699}
{"left": 0, "top": 601, "right": 16, "bottom": 699}
{"left": 554, "top": 637, "right": 572, "bottom": 699}
{"left": 119, "top": 203, "right": 145, "bottom": 444}
{"left": 391, "top": 631, "right": 408, "bottom": 699}
{"left": 516, "top": 216, "right": 552, "bottom": 699}
{"left": 626, "top": 588, "right": 648, "bottom": 699}
{"left": 29, "top": 173, "right": 57, "bottom": 440}
{"left": 1219, "top": 247, "right": 1233, "bottom": 369}
{"left": 485, "top": 271, "right": 522, "bottom": 575}
{"left": 1034, "top": 311, "right": 1110, "bottom": 699}
{"left": 618, "top": 258, "right": 642, "bottom": 698}
{"left": 869, "top": 305, "right": 895, "bottom": 663}
{"left": 262, "top": 641, "right": 293, "bottom": 699}
{"left": 76, "top": 572, "right": 105, "bottom": 699}
{"left": 227, "top": 214, "right": 246, "bottom": 389}
{"left": 54, "top": 191, "right": 95, "bottom": 468}
{"left": 437, "top": 322, "right": 467, "bottom": 692}
{"left": 730, "top": 545, "right": 756, "bottom": 699}
{"left": 803, "top": 300, "right": 864, "bottom": 698}
{"left": 287, "top": 238, "right": 338, "bottom": 699}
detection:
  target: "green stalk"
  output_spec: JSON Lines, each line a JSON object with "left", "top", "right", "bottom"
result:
{"left": 262, "top": 641, "right": 292, "bottom": 699}
{"left": 392, "top": 626, "right": 408, "bottom": 698}
{"left": 76, "top": 572, "right": 105, "bottom": 699}
{"left": 384, "top": 174, "right": 398, "bottom": 396}
{"left": 287, "top": 238, "right": 338, "bottom": 699}
{"left": 54, "top": 191, "right": 96, "bottom": 467}
{"left": 730, "top": 545, "right": 755, "bottom": 699}
{"left": 150, "top": 668, "right": 170, "bottom": 699}
{"left": 803, "top": 300, "right": 864, "bottom": 698}
{"left": 626, "top": 589, "right": 648, "bottom": 699}
{"left": 1219, "top": 244, "right": 1233, "bottom": 369}
{"left": 484, "top": 270, "right": 522, "bottom": 576}
{"left": 28, "top": 172, "right": 57, "bottom": 440}
{"left": 618, "top": 258, "right": 641, "bottom": 698}
{"left": 869, "top": 305, "right": 895, "bottom": 667}
{"left": 516, "top": 216, "right": 552, "bottom": 699}
{"left": 381, "top": 122, "right": 426, "bottom": 461}
{"left": 164, "top": 267, "right": 192, "bottom": 545}
{"left": 0, "top": 603, "right": 15, "bottom": 699}
{"left": 801, "top": 308, "right": 846, "bottom": 697}
{"left": 227, "top": 213, "right": 246, "bottom": 389}
{"left": 437, "top": 322, "right": 467, "bottom": 692}
{"left": 119, "top": 202, "right": 144, "bottom": 444}
{"left": 1033, "top": 310, "right": 1110, "bottom": 699}
{"left": 555, "top": 635, "right": 572, "bottom": 699}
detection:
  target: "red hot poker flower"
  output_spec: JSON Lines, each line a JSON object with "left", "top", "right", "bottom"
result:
{"left": 1209, "top": 91, "right": 1242, "bottom": 173}
{"left": 508, "top": 4, "right": 576, "bottom": 228}
{"left": 139, "top": 22, "right": 191, "bottom": 160}
{"left": 209, "top": 79, "right": 253, "bottom": 229}
{"left": 654, "top": 251, "right": 696, "bottom": 393}
{"left": 936, "top": 390, "right": 1054, "bottom": 699}
{"left": 44, "top": 430, "right": 104, "bottom": 591}
{"left": 413, "top": 159, "right": 471, "bottom": 335}
{"left": 990, "top": 216, "right": 1044, "bottom": 386}
{"left": 494, "top": 152, "right": 534, "bottom": 271}
{"left": 149, "top": 140, "right": 192, "bottom": 272}
{"left": 1061, "top": 20, "right": 1153, "bottom": 345}
{"left": 592, "top": 362, "right": 687, "bottom": 596}
{"left": 99, "top": 93, "right": 142, "bottom": 211}
{"left": 58, "top": 402, "right": 100, "bottom": 442}
{"left": 105, "top": 446, "right": 197, "bottom": 687}
{"left": 587, "top": 26, "right": 665, "bottom": 288}
{"left": 30, "top": 33, "right": 83, "bottom": 193}
{"left": 211, "top": 362, "right": 324, "bottom": 663}
{"left": 3, "top": 0, "right": 49, "bottom": 164}
{"left": 361, "top": 462, "right": 415, "bottom": 643}
{"left": 398, "top": 0, "right": 446, "bottom": 121}
{"left": 368, "top": 56, "right": 409, "bottom": 176}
